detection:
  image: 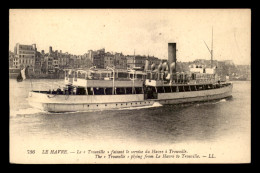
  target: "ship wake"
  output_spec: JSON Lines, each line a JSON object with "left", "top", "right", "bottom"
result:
{"left": 10, "top": 107, "right": 47, "bottom": 117}
{"left": 196, "top": 98, "right": 227, "bottom": 107}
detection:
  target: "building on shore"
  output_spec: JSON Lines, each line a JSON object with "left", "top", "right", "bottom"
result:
{"left": 9, "top": 51, "right": 15, "bottom": 68}
{"left": 93, "top": 48, "right": 105, "bottom": 68}
{"left": 13, "top": 43, "right": 36, "bottom": 72}
{"left": 114, "top": 52, "right": 127, "bottom": 69}
{"left": 34, "top": 51, "right": 44, "bottom": 74}
{"left": 104, "top": 52, "right": 115, "bottom": 68}
{"left": 126, "top": 55, "right": 162, "bottom": 70}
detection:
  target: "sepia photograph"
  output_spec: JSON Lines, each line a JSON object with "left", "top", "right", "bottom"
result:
{"left": 9, "top": 9, "right": 251, "bottom": 164}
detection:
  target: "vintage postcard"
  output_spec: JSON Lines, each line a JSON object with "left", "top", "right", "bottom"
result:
{"left": 9, "top": 9, "right": 251, "bottom": 164}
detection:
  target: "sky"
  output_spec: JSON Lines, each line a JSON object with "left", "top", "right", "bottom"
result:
{"left": 9, "top": 9, "right": 251, "bottom": 65}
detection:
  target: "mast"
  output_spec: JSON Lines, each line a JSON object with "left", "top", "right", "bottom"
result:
{"left": 203, "top": 27, "right": 214, "bottom": 68}
{"left": 134, "top": 49, "right": 136, "bottom": 68}
{"left": 211, "top": 27, "right": 213, "bottom": 68}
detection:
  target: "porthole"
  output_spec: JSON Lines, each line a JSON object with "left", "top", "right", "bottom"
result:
{"left": 116, "top": 104, "right": 118, "bottom": 106}
{"left": 105, "top": 104, "right": 107, "bottom": 106}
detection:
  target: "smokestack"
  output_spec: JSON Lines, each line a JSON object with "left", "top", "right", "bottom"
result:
{"left": 32, "top": 44, "right": 37, "bottom": 51}
{"left": 168, "top": 43, "right": 177, "bottom": 72}
{"left": 144, "top": 58, "right": 149, "bottom": 71}
{"left": 49, "top": 46, "right": 52, "bottom": 54}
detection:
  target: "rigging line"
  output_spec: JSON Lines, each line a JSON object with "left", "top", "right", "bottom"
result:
{"left": 211, "top": 27, "right": 213, "bottom": 53}
{"left": 234, "top": 29, "right": 243, "bottom": 60}
{"left": 203, "top": 40, "right": 212, "bottom": 55}
{"left": 211, "top": 27, "right": 214, "bottom": 68}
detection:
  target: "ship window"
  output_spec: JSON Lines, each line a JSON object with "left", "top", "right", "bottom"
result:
{"left": 126, "top": 87, "right": 133, "bottom": 94}
{"left": 116, "top": 87, "right": 125, "bottom": 95}
{"left": 151, "top": 87, "right": 156, "bottom": 93}
{"left": 146, "top": 73, "right": 151, "bottom": 80}
{"left": 76, "top": 87, "right": 86, "bottom": 95}
{"left": 152, "top": 73, "right": 157, "bottom": 80}
{"left": 197, "top": 85, "right": 203, "bottom": 90}
{"left": 94, "top": 88, "right": 105, "bottom": 95}
{"left": 105, "top": 88, "right": 113, "bottom": 95}
{"left": 87, "top": 87, "right": 94, "bottom": 95}
{"left": 192, "top": 73, "right": 196, "bottom": 80}
{"left": 164, "top": 86, "right": 171, "bottom": 93}
{"left": 135, "top": 87, "right": 143, "bottom": 94}
{"left": 184, "top": 86, "right": 190, "bottom": 91}
{"left": 190, "top": 85, "right": 196, "bottom": 91}
{"left": 78, "top": 72, "right": 85, "bottom": 79}
{"left": 101, "top": 73, "right": 108, "bottom": 78}
{"left": 92, "top": 73, "right": 101, "bottom": 79}
{"left": 178, "top": 86, "right": 185, "bottom": 92}
{"left": 118, "top": 72, "right": 128, "bottom": 78}
{"left": 136, "top": 74, "right": 143, "bottom": 79}
{"left": 171, "top": 86, "right": 177, "bottom": 92}
{"left": 157, "top": 87, "right": 164, "bottom": 93}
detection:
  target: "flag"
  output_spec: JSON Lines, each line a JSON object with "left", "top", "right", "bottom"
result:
{"left": 16, "top": 66, "right": 29, "bottom": 82}
{"left": 21, "top": 68, "right": 26, "bottom": 80}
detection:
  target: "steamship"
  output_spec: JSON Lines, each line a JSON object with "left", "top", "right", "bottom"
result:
{"left": 28, "top": 43, "right": 233, "bottom": 113}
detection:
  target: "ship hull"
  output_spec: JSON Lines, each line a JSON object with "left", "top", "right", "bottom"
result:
{"left": 28, "top": 84, "right": 233, "bottom": 113}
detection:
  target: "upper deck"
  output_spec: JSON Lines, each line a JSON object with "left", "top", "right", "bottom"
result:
{"left": 64, "top": 68, "right": 146, "bottom": 88}
{"left": 64, "top": 65, "right": 227, "bottom": 89}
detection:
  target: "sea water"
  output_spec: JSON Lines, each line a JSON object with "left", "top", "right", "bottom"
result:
{"left": 9, "top": 79, "right": 250, "bottom": 147}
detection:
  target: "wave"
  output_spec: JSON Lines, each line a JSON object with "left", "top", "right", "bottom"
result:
{"left": 10, "top": 107, "right": 47, "bottom": 117}
{"left": 213, "top": 98, "right": 227, "bottom": 104}
{"left": 219, "top": 99, "right": 227, "bottom": 102}
{"left": 119, "top": 102, "right": 163, "bottom": 110}
{"left": 196, "top": 98, "right": 227, "bottom": 106}
{"left": 10, "top": 101, "right": 163, "bottom": 116}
